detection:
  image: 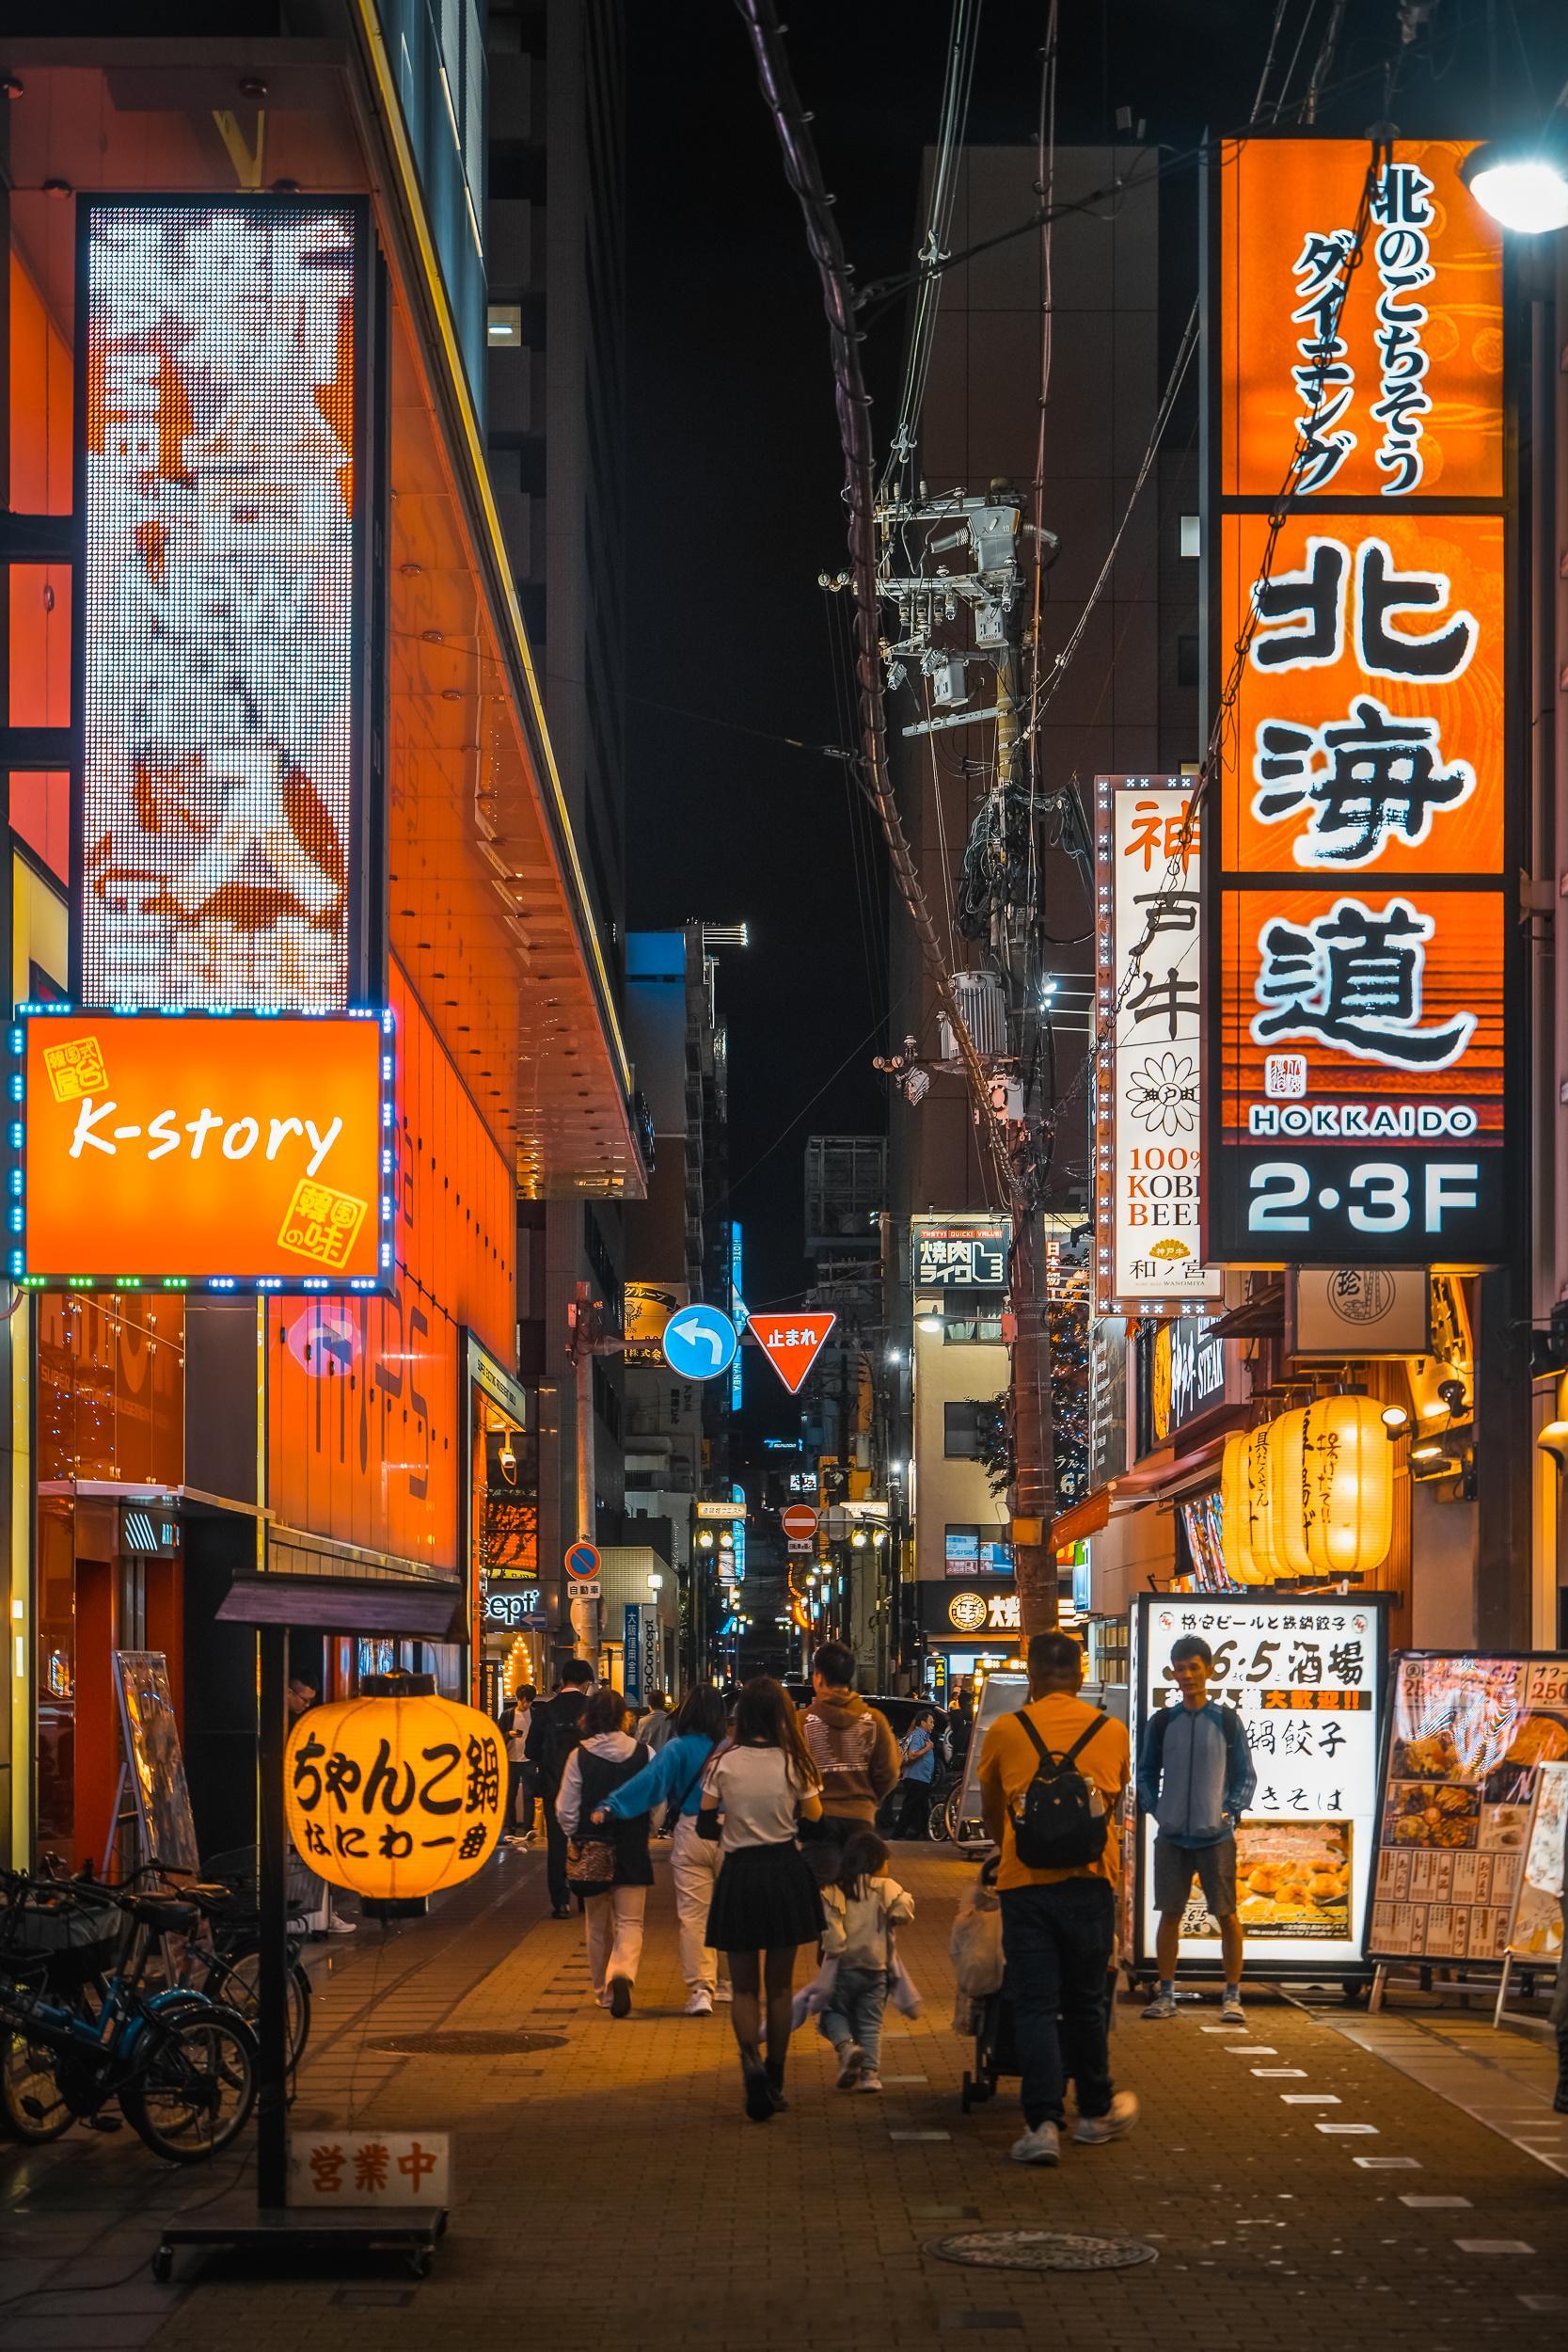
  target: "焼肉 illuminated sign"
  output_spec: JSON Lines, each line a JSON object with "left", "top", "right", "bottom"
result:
{"left": 1208, "top": 139, "right": 1512, "bottom": 1266}
{"left": 15, "top": 1008, "right": 393, "bottom": 1291}
{"left": 1094, "top": 776, "right": 1221, "bottom": 1316}
{"left": 76, "top": 198, "right": 373, "bottom": 1012}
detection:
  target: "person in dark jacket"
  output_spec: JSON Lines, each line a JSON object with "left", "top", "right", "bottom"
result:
{"left": 557, "top": 1685, "right": 652, "bottom": 2016}
{"left": 1136, "top": 1634, "right": 1257, "bottom": 2023}
{"left": 526, "top": 1659, "right": 594, "bottom": 1916}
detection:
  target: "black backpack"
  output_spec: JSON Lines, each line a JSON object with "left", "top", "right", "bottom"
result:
{"left": 538, "top": 1696, "right": 586, "bottom": 1796}
{"left": 1008, "top": 1710, "right": 1111, "bottom": 1870}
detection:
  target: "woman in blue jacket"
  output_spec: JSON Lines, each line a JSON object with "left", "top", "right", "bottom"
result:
{"left": 597, "top": 1684, "right": 730, "bottom": 2013}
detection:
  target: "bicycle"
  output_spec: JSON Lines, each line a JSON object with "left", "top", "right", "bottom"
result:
{"left": 0, "top": 1872, "right": 257, "bottom": 2160}
{"left": 122, "top": 1851, "right": 312, "bottom": 2074}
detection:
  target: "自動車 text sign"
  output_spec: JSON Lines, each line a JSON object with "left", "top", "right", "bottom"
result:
{"left": 14, "top": 1008, "right": 393, "bottom": 1291}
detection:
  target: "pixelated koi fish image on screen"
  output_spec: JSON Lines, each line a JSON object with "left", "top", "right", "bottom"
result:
{"left": 76, "top": 199, "right": 369, "bottom": 1012}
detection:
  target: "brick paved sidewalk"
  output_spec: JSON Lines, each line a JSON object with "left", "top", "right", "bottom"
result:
{"left": 4, "top": 1842, "right": 1566, "bottom": 2350}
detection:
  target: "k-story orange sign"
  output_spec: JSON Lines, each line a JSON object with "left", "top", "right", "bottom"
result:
{"left": 1207, "top": 136, "right": 1513, "bottom": 1271}
{"left": 16, "top": 1009, "right": 392, "bottom": 1289}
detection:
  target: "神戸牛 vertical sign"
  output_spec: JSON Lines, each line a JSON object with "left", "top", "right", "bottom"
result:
{"left": 1207, "top": 139, "right": 1513, "bottom": 1267}
{"left": 1094, "top": 776, "right": 1222, "bottom": 1316}
{"left": 76, "top": 198, "right": 375, "bottom": 1012}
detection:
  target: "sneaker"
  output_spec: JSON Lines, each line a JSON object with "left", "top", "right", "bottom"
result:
{"left": 1009, "top": 2121, "right": 1060, "bottom": 2167}
{"left": 835, "top": 2043, "right": 865, "bottom": 2090}
{"left": 684, "top": 1990, "right": 715, "bottom": 2017}
{"left": 715, "top": 1984, "right": 733, "bottom": 2004}
{"left": 1072, "top": 2090, "right": 1140, "bottom": 2145}
{"left": 610, "top": 1975, "right": 632, "bottom": 2018}
{"left": 1141, "top": 1991, "right": 1178, "bottom": 2020}
{"left": 551, "top": 1905, "right": 574, "bottom": 1920}
{"left": 1218, "top": 1994, "right": 1246, "bottom": 2025}
{"left": 858, "top": 2070, "right": 883, "bottom": 2094}
{"left": 324, "top": 1914, "right": 357, "bottom": 1935}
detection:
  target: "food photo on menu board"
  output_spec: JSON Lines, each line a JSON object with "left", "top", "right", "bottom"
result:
{"left": 1132, "top": 1594, "right": 1387, "bottom": 1972}
{"left": 1504, "top": 1760, "right": 1568, "bottom": 1963}
{"left": 1370, "top": 1653, "right": 1568, "bottom": 1963}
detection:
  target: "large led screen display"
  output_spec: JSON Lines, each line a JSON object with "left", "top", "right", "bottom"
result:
{"left": 77, "top": 199, "right": 369, "bottom": 1010}
{"left": 14, "top": 1007, "right": 393, "bottom": 1291}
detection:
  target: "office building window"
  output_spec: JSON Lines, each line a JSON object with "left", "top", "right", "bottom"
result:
{"left": 944, "top": 1527, "right": 1013, "bottom": 1577}
{"left": 943, "top": 1402, "right": 986, "bottom": 1458}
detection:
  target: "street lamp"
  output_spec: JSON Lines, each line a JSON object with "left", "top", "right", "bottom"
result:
{"left": 697, "top": 1528, "right": 715, "bottom": 1549}
{"left": 647, "top": 1571, "right": 664, "bottom": 1592}
{"left": 850, "top": 1527, "right": 868, "bottom": 1549}
{"left": 1460, "top": 133, "right": 1568, "bottom": 233}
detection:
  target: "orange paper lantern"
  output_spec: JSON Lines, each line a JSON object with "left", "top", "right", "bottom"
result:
{"left": 1219, "top": 1429, "right": 1266, "bottom": 1584}
{"left": 285, "top": 1673, "right": 507, "bottom": 1910}
{"left": 1269, "top": 1396, "right": 1392, "bottom": 1581}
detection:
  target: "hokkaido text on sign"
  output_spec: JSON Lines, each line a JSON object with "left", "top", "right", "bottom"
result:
{"left": 1208, "top": 141, "right": 1512, "bottom": 1269}
{"left": 1094, "top": 777, "right": 1221, "bottom": 1316}
{"left": 15, "top": 1007, "right": 393, "bottom": 1291}
{"left": 77, "top": 198, "right": 376, "bottom": 1013}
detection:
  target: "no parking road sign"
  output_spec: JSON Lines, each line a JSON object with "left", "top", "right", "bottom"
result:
{"left": 564, "top": 1540, "right": 601, "bottom": 1598}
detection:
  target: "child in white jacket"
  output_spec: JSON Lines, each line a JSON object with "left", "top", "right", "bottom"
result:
{"left": 818, "top": 1829, "right": 913, "bottom": 2093}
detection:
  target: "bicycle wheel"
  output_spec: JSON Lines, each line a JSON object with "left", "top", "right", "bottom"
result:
{"left": 204, "top": 1948, "right": 310, "bottom": 2070}
{"left": 0, "top": 2026, "right": 72, "bottom": 2142}
{"left": 122, "top": 2003, "right": 256, "bottom": 2162}
{"left": 926, "top": 1784, "right": 950, "bottom": 1842}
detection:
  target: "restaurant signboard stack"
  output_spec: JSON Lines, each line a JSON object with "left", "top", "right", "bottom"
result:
{"left": 1207, "top": 138, "right": 1513, "bottom": 1271}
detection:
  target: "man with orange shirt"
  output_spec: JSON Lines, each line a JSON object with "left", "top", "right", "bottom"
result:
{"left": 978, "top": 1629, "right": 1138, "bottom": 2168}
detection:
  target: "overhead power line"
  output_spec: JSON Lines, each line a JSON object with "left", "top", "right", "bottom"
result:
{"left": 734, "top": 0, "right": 1014, "bottom": 1204}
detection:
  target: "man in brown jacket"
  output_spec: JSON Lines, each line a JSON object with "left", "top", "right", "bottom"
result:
{"left": 800, "top": 1642, "right": 901, "bottom": 1881}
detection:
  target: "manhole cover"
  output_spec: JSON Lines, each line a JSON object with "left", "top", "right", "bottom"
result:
{"left": 927, "top": 2230, "right": 1158, "bottom": 2273}
{"left": 370, "top": 2030, "right": 565, "bottom": 2057}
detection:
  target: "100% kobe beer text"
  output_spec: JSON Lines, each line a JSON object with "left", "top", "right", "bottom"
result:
{"left": 1248, "top": 1158, "right": 1479, "bottom": 1234}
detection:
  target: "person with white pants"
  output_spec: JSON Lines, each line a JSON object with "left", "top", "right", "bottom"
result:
{"left": 557, "top": 1689, "right": 653, "bottom": 2016}
{"left": 600, "top": 1686, "right": 731, "bottom": 2013}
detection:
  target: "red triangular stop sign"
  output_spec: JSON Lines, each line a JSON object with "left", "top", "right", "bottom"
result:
{"left": 752, "top": 1311, "right": 836, "bottom": 1395}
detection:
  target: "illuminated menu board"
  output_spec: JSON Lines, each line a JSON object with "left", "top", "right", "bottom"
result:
{"left": 1207, "top": 139, "right": 1513, "bottom": 1267}
{"left": 76, "top": 199, "right": 372, "bottom": 1011}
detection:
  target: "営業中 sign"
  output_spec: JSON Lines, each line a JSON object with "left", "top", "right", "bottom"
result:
{"left": 15, "top": 1007, "right": 393, "bottom": 1291}
{"left": 1132, "top": 1593, "right": 1387, "bottom": 1973}
{"left": 1207, "top": 139, "right": 1512, "bottom": 1268}
{"left": 1094, "top": 776, "right": 1222, "bottom": 1315}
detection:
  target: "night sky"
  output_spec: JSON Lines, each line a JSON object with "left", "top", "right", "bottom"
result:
{"left": 622, "top": 0, "right": 1565, "bottom": 1444}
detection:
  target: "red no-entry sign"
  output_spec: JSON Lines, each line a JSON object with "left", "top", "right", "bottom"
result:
{"left": 781, "top": 1503, "right": 818, "bottom": 1541}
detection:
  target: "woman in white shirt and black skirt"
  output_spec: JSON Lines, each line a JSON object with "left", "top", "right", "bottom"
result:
{"left": 699, "top": 1676, "right": 824, "bottom": 2121}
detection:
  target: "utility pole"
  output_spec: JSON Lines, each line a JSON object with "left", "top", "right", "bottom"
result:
{"left": 738, "top": 3, "right": 1065, "bottom": 1645}
{"left": 565, "top": 1279, "right": 613, "bottom": 1664}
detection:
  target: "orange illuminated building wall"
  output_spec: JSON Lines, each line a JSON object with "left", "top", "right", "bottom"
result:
{"left": 266, "top": 962, "right": 515, "bottom": 1575}
{"left": 8, "top": 246, "right": 71, "bottom": 883}
{"left": 35, "top": 1294, "right": 185, "bottom": 1863}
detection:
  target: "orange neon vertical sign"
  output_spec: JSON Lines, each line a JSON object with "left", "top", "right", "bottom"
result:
{"left": 1207, "top": 137, "right": 1513, "bottom": 1270}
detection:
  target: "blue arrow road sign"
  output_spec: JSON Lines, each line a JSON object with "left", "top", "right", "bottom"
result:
{"left": 661, "top": 1303, "right": 737, "bottom": 1381}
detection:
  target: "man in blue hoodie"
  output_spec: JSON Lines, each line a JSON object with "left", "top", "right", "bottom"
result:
{"left": 1136, "top": 1634, "right": 1257, "bottom": 2024}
